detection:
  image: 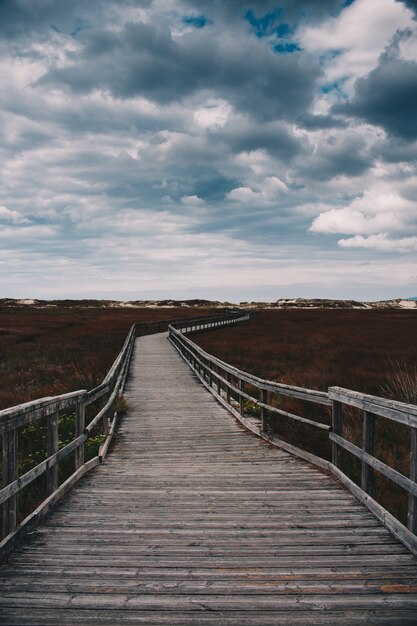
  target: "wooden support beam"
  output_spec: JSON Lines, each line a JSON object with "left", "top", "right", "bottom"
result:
{"left": 47, "top": 413, "right": 59, "bottom": 495}
{"left": 239, "top": 379, "right": 245, "bottom": 416}
{"left": 2, "top": 428, "right": 17, "bottom": 537}
{"left": 361, "top": 411, "right": 375, "bottom": 495}
{"left": 102, "top": 406, "right": 109, "bottom": 437}
{"left": 261, "top": 389, "right": 268, "bottom": 434}
{"left": 332, "top": 400, "right": 342, "bottom": 469}
{"left": 408, "top": 427, "right": 417, "bottom": 534}
{"left": 226, "top": 372, "right": 231, "bottom": 405}
{"left": 75, "top": 400, "right": 85, "bottom": 470}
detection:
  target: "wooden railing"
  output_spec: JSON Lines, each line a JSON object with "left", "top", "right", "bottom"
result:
{"left": 3, "top": 309, "right": 416, "bottom": 559}
{"left": 168, "top": 324, "right": 417, "bottom": 556}
{"left": 0, "top": 311, "right": 247, "bottom": 557}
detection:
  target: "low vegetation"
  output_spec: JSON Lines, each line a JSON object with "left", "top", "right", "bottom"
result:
{"left": 192, "top": 309, "right": 417, "bottom": 396}
{"left": 0, "top": 306, "right": 210, "bottom": 410}
{"left": 192, "top": 309, "right": 417, "bottom": 524}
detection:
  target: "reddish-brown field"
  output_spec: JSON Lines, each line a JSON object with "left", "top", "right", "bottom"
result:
{"left": 192, "top": 309, "right": 417, "bottom": 396}
{"left": 0, "top": 306, "right": 210, "bottom": 410}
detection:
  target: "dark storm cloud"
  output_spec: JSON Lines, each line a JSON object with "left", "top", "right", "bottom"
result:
{"left": 181, "top": 0, "right": 351, "bottom": 23}
{"left": 297, "top": 133, "right": 372, "bottom": 180}
{"left": 372, "top": 136, "right": 417, "bottom": 163}
{"left": 210, "top": 119, "right": 303, "bottom": 160}
{"left": 296, "top": 113, "right": 348, "bottom": 130}
{"left": 191, "top": 174, "right": 240, "bottom": 202}
{"left": 0, "top": 0, "right": 150, "bottom": 42}
{"left": 38, "top": 20, "right": 320, "bottom": 122}
{"left": 334, "top": 41, "right": 417, "bottom": 140}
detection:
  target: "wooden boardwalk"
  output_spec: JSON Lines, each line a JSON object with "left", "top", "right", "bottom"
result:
{"left": 1, "top": 332, "right": 417, "bottom": 625}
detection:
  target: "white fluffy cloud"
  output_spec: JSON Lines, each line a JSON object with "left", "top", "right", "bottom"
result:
{"left": 300, "top": 0, "right": 412, "bottom": 90}
{"left": 227, "top": 176, "right": 288, "bottom": 205}
{"left": 310, "top": 187, "right": 417, "bottom": 237}
{"left": 339, "top": 234, "right": 417, "bottom": 252}
{"left": 0, "top": 206, "right": 30, "bottom": 224}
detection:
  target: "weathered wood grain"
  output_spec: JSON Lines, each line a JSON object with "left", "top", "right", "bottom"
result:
{"left": 1, "top": 332, "right": 417, "bottom": 625}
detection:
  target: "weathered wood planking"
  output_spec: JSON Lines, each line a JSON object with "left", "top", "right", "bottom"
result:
{"left": 1, "top": 332, "right": 417, "bottom": 625}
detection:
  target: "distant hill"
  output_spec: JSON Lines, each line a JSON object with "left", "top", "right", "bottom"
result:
{"left": 0, "top": 297, "right": 416, "bottom": 310}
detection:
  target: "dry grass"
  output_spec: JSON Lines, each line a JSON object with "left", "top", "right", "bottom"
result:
{"left": 192, "top": 309, "right": 417, "bottom": 524}
{"left": 380, "top": 360, "right": 417, "bottom": 405}
{"left": 0, "top": 306, "right": 210, "bottom": 410}
{"left": 192, "top": 309, "right": 417, "bottom": 395}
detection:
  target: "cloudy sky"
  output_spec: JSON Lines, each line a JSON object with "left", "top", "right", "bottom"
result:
{"left": 1, "top": 0, "right": 417, "bottom": 301}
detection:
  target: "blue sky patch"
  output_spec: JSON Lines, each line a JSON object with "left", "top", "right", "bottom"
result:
{"left": 321, "top": 78, "right": 348, "bottom": 99}
{"left": 276, "top": 23, "right": 291, "bottom": 38}
{"left": 245, "top": 8, "right": 283, "bottom": 38}
{"left": 274, "top": 42, "right": 301, "bottom": 54}
{"left": 245, "top": 8, "right": 298, "bottom": 53}
{"left": 183, "top": 15, "right": 211, "bottom": 29}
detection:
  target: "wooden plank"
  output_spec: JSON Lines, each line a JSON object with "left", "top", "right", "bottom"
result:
{"left": 1, "top": 608, "right": 417, "bottom": 626}
{"left": 2, "top": 590, "right": 417, "bottom": 610}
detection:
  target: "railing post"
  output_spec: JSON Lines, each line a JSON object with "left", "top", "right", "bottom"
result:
{"left": 216, "top": 366, "right": 221, "bottom": 395}
{"left": 361, "top": 411, "right": 375, "bottom": 495}
{"left": 47, "top": 413, "right": 59, "bottom": 495}
{"left": 75, "top": 397, "right": 86, "bottom": 470}
{"left": 2, "top": 428, "right": 18, "bottom": 536}
{"left": 239, "top": 379, "right": 245, "bottom": 415}
{"left": 103, "top": 407, "right": 109, "bottom": 437}
{"left": 261, "top": 389, "right": 268, "bottom": 434}
{"left": 408, "top": 427, "right": 417, "bottom": 534}
{"left": 332, "top": 400, "right": 342, "bottom": 469}
{"left": 226, "top": 372, "right": 231, "bottom": 404}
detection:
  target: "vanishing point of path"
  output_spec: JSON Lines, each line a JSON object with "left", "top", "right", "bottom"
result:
{"left": 1, "top": 332, "right": 417, "bottom": 625}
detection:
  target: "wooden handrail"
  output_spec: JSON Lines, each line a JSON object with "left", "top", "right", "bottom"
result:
{"left": 168, "top": 323, "right": 417, "bottom": 556}
{"left": 0, "top": 311, "right": 247, "bottom": 557}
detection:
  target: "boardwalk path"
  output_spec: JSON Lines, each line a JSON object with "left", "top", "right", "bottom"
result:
{"left": 1, "top": 333, "right": 417, "bottom": 624}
